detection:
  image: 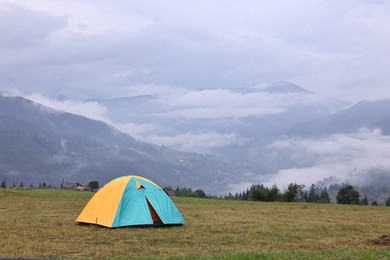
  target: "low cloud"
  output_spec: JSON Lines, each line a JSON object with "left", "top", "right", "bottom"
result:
{"left": 18, "top": 92, "right": 245, "bottom": 153}
{"left": 155, "top": 88, "right": 328, "bottom": 120}
{"left": 145, "top": 131, "right": 243, "bottom": 154}
{"left": 114, "top": 122, "right": 162, "bottom": 141}
{"left": 17, "top": 84, "right": 348, "bottom": 154}
{"left": 166, "top": 88, "right": 279, "bottom": 119}
{"left": 156, "top": 106, "right": 285, "bottom": 120}
{"left": 264, "top": 128, "right": 390, "bottom": 188}
{"left": 25, "top": 94, "right": 109, "bottom": 123}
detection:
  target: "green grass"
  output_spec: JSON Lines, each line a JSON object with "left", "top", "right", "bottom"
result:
{"left": 1, "top": 189, "right": 390, "bottom": 259}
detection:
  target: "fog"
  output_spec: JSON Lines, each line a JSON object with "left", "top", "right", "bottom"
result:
{"left": 263, "top": 128, "right": 390, "bottom": 188}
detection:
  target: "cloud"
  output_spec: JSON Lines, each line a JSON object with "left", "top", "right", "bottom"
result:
{"left": 155, "top": 88, "right": 328, "bottom": 120}
{"left": 18, "top": 92, "right": 244, "bottom": 154}
{"left": 14, "top": 81, "right": 345, "bottom": 154}
{"left": 0, "top": 3, "right": 66, "bottom": 49}
{"left": 21, "top": 93, "right": 164, "bottom": 145}
{"left": 25, "top": 94, "right": 109, "bottom": 123}
{"left": 1, "top": 1, "right": 390, "bottom": 102}
{"left": 264, "top": 128, "right": 390, "bottom": 188}
{"left": 20, "top": 92, "right": 247, "bottom": 153}
{"left": 145, "top": 131, "right": 243, "bottom": 154}
{"left": 114, "top": 121, "right": 161, "bottom": 141}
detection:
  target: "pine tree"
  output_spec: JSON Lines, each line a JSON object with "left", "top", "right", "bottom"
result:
{"left": 386, "top": 196, "right": 390, "bottom": 207}
{"left": 241, "top": 190, "right": 248, "bottom": 200}
{"left": 303, "top": 191, "right": 308, "bottom": 202}
{"left": 320, "top": 190, "right": 331, "bottom": 203}
{"left": 361, "top": 195, "right": 369, "bottom": 205}
{"left": 243, "top": 188, "right": 250, "bottom": 200}
{"left": 308, "top": 184, "right": 319, "bottom": 203}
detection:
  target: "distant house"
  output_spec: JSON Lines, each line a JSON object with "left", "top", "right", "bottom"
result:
{"left": 63, "top": 181, "right": 89, "bottom": 191}
{"left": 166, "top": 190, "right": 177, "bottom": 197}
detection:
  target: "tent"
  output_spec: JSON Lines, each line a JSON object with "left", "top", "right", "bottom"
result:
{"left": 76, "top": 175, "right": 185, "bottom": 228}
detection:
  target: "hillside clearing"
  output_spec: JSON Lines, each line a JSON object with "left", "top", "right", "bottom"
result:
{"left": 0, "top": 189, "right": 389, "bottom": 259}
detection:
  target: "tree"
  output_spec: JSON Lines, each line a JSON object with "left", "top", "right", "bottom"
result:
{"left": 336, "top": 185, "right": 360, "bottom": 205}
{"left": 176, "top": 187, "right": 194, "bottom": 197}
{"left": 1, "top": 179, "right": 6, "bottom": 188}
{"left": 241, "top": 188, "right": 250, "bottom": 200}
{"left": 250, "top": 184, "right": 268, "bottom": 201}
{"left": 386, "top": 196, "right": 390, "bottom": 207}
{"left": 88, "top": 181, "right": 99, "bottom": 191}
{"left": 303, "top": 190, "right": 308, "bottom": 202}
{"left": 308, "top": 184, "right": 319, "bottom": 203}
{"left": 268, "top": 184, "right": 280, "bottom": 202}
{"left": 320, "top": 190, "right": 331, "bottom": 203}
{"left": 283, "top": 183, "right": 305, "bottom": 202}
{"left": 162, "top": 186, "right": 173, "bottom": 192}
{"left": 193, "top": 189, "right": 207, "bottom": 198}
{"left": 361, "top": 195, "right": 369, "bottom": 205}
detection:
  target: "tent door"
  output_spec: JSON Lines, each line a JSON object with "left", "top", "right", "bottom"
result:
{"left": 146, "top": 198, "right": 162, "bottom": 225}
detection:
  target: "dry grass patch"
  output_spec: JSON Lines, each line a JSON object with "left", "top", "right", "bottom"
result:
{"left": 1, "top": 189, "right": 390, "bottom": 259}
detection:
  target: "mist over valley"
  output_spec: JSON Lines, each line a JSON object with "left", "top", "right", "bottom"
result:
{"left": 2, "top": 81, "right": 390, "bottom": 199}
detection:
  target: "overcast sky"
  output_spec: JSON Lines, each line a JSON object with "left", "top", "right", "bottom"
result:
{"left": 1, "top": 0, "right": 390, "bottom": 102}
{"left": 2, "top": 0, "right": 390, "bottom": 193}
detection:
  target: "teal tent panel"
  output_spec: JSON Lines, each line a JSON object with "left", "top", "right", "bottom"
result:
{"left": 112, "top": 177, "right": 185, "bottom": 227}
{"left": 112, "top": 178, "right": 153, "bottom": 227}
{"left": 136, "top": 178, "right": 161, "bottom": 191}
{"left": 146, "top": 190, "right": 186, "bottom": 225}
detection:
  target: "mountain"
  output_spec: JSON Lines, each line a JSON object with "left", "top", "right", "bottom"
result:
{"left": 0, "top": 95, "right": 263, "bottom": 193}
{"left": 50, "top": 82, "right": 349, "bottom": 174}
{"left": 87, "top": 82, "right": 350, "bottom": 143}
{"left": 2, "top": 86, "right": 390, "bottom": 195}
{"left": 262, "top": 81, "right": 313, "bottom": 94}
{"left": 289, "top": 98, "right": 390, "bottom": 136}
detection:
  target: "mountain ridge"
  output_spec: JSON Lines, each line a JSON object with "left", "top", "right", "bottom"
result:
{"left": 262, "top": 81, "right": 314, "bottom": 94}
{"left": 288, "top": 98, "right": 390, "bottom": 137}
{"left": 0, "top": 95, "right": 262, "bottom": 193}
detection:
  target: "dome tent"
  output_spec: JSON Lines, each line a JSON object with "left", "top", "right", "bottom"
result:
{"left": 76, "top": 176, "right": 185, "bottom": 228}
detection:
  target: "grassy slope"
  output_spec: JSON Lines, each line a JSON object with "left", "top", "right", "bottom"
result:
{"left": 0, "top": 189, "right": 389, "bottom": 259}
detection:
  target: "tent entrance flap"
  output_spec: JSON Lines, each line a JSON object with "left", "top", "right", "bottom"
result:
{"left": 146, "top": 198, "right": 162, "bottom": 225}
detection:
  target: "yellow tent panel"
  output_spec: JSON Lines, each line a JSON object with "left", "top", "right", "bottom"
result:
{"left": 76, "top": 176, "right": 129, "bottom": 227}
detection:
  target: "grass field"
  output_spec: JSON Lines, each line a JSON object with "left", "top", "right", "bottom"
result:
{"left": 1, "top": 188, "right": 390, "bottom": 259}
